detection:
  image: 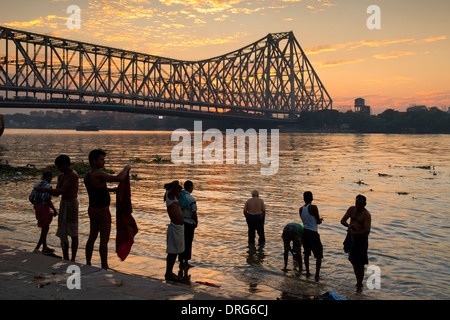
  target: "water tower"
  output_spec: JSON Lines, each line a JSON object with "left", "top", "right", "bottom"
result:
{"left": 354, "top": 98, "right": 371, "bottom": 114}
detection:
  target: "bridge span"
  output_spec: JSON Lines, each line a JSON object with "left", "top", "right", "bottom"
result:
{"left": 0, "top": 26, "right": 332, "bottom": 122}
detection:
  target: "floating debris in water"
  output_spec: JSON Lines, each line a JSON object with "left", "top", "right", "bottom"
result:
{"left": 151, "top": 155, "right": 171, "bottom": 164}
{"left": 414, "top": 165, "right": 432, "bottom": 170}
{"left": 130, "top": 157, "right": 150, "bottom": 164}
{"left": 378, "top": 173, "right": 392, "bottom": 177}
{"left": 0, "top": 226, "right": 15, "bottom": 231}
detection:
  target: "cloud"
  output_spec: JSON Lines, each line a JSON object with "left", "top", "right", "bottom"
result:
{"left": 349, "top": 38, "right": 415, "bottom": 49}
{"left": 157, "top": 0, "right": 330, "bottom": 15}
{"left": 413, "top": 35, "right": 447, "bottom": 44}
{"left": 373, "top": 51, "right": 417, "bottom": 60}
{"left": 281, "top": 0, "right": 335, "bottom": 13}
{"left": 2, "top": 15, "right": 65, "bottom": 29}
{"left": 317, "top": 58, "right": 365, "bottom": 68}
{"left": 305, "top": 38, "right": 415, "bottom": 55}
{"left": 87, "top": 0, "right": 157, "bottom": 21}
{"left": 307, "top": 34, "right": 447, "bottom": 55}
{"left": 414, "top": 90, "right": 450, "bottom": 102}
{"left": 2, "top": 0, "right": 442, "bottom": 66}
{"left": 363, "top": 76, "right": 414, "bottom": 86}
{"left": 305, "top": 43, "right": 355, "bottom": 55}
{"left": 158, "top": 0, "right": 245, "bottom": 14}
{"left": 306, "top": 34, "right": 447, "bottom": 69}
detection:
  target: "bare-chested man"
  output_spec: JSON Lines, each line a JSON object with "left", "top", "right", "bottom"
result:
{"left": 243, "top": 190, "right": 266, "bottom": 244}
{"left": 340, "top": 194, "right": 372, "bottom": 292}
{"left": 163, "top": 181, "right": 184, "bottom": 281}
{"left": 84, "top": 149, "right": 131, "bottom": 270}
{"left": 37, "top": 155, "right": 79, "bottom": 262}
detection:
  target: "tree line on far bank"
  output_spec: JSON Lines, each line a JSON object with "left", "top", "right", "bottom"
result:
{"left": 297, "top": 107, "right": 450, "bottom": 134}
{"left": 3, "top": 107, "right": 450, "bottom": 133}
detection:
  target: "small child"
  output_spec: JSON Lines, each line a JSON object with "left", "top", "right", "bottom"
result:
{"left": 29, "top": 172, "right": 57, "bottom": 254}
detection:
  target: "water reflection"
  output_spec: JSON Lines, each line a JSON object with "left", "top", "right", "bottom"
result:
{"left": 246, "top": 243, "right": 266, "bottom": 266}
{"left": 241, "top": 243, "right": 269, "bottom": 296}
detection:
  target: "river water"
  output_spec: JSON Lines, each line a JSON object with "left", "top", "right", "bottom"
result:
{"left": 0, "top": 129, "right": 449, "bottom": 300}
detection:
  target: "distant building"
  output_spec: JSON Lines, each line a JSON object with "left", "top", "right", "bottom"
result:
{"left": 45, "top": 110, "right": 59, "bottom": 118}
{"left": 62, "top": 110, "right": 72, "bottom": 118}
{"left": 406, "top": 105, "right": 427, "bottom": 112}
{"left": 30, "top": 111, "right": 45, "bottom": 117}
{"left": 355, "top": 98, "right": 371, "bottom": 114}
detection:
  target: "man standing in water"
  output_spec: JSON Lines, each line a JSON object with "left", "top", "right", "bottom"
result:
{"left": 340, "top": 194, "right": 372, "bottom": 292}
{"left": 84, "top": 149, "right": 131, "bottom": 270}
{"left": 299, "top": 191, "right": 323, "bottom": 281}
{"left": 37, "top": 155, "right": 79, "bottom": 262}
{"left": 243, "top": 190, "right": 266, "bottom": 245}
{"left": 178, "top": 180, "right": 198, "bottom": 278}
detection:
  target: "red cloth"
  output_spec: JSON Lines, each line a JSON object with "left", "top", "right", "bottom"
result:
{"left": 34, "top": 204, "right": 53, "bottom": 228}
{"left": 88, "top": 206, "right": 111, "bottom": 225}
{"left": 116, "top": 172, "right": 138, "bottom": 261}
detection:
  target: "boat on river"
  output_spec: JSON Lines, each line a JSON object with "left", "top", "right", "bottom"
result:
{"left": 76, "top": 123, "right": 99, "bottom": 131}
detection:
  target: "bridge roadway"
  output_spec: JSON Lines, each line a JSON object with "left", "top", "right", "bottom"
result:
{"left": 0, "top": 100, "right": 298, "bottom": 124}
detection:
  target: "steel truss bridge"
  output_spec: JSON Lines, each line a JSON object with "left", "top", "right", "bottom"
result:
{"left": 0, "top": 26, "right": 332, "bottom": 122}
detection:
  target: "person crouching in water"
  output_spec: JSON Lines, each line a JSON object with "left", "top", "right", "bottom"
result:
{"left": 164, "top": 181, "right": 185, "bottom": 281}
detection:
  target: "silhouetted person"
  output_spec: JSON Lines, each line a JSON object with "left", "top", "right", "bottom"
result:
{"left": 299, "top": 191, "right": 323, "bottom": 281}
{"left": 178, "top": 180, "right": 198, "bottom": 279}
{"left": 341, "top": 194, "right": 371, "bottom": 292}
{"left": 29, "top": 171, "right": 57, "bottom": 254}
{"left": 282, "top": 222, "right": 303, "bottom": 272}
{"left": 164, "top": 181, "right": 185, "bottom": 281}
{"left": 36, "top": 155, "right": 79, "bottom": 262}
{"left": 243, "top": 190, "right": 266, "bottom": 244}
{"left": 84, "top": 149, "right": 131, "bottom": 270}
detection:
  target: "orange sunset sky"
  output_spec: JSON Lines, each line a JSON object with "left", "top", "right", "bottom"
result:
{"left": 1, "top": 0, "right": 449, "bottom": 114}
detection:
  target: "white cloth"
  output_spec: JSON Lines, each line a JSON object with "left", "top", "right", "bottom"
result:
{"left": 300, "top": 204, "right": 318, "bottom": 232}
{"left": 166, "top": 222, "right": 185, "bottom": 254}
{"left": 165, "top": 190, "right": 178, "bottom": 207}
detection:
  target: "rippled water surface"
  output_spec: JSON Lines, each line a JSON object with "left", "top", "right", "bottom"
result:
{"left": 1, "top": 129, "right": 449, "bottom": 299}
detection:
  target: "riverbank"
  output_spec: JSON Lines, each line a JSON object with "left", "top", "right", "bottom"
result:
{"left": 4, "top": 107, "right": 450, "bottom": 133}
{"left": 0, "top": 228, "right": 252, "bottom": 300}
